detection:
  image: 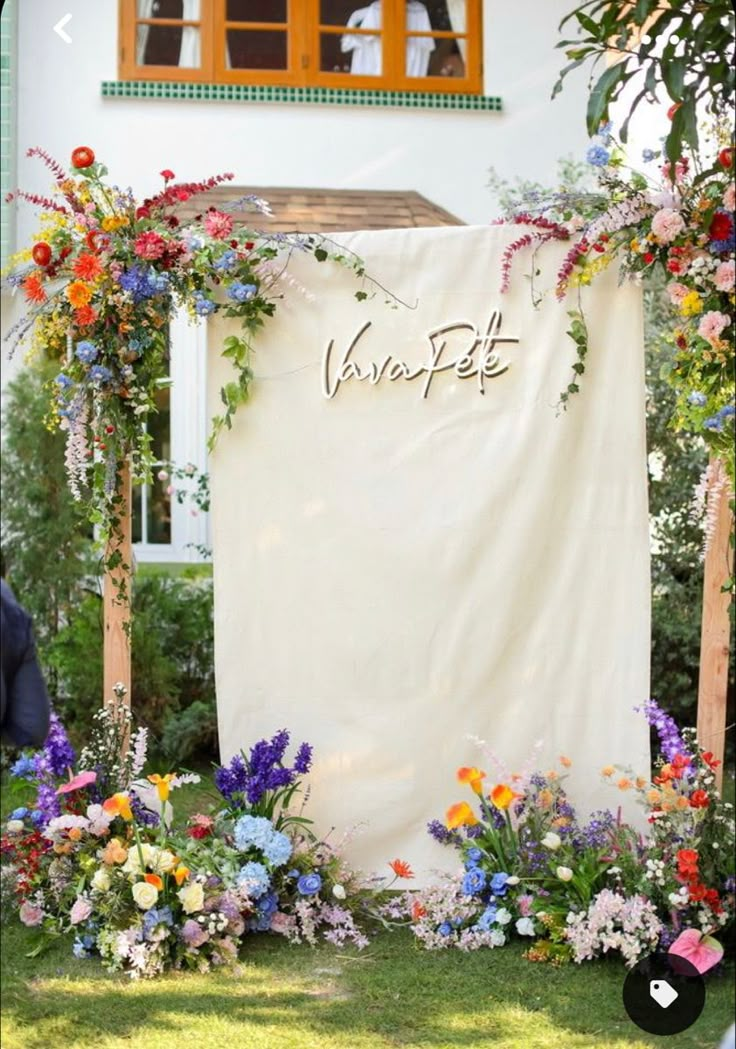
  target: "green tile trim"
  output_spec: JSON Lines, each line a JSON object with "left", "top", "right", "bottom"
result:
{"left": 101, "top": 81, "right": 502, "bottom": 112}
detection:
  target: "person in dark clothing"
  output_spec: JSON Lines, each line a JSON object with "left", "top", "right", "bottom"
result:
{"left": 1, "top": 579, "right": 51, "bottom": 747}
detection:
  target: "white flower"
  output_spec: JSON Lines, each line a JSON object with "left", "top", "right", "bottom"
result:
{"left": 178, "top": 881, "right": 205, "bottom": 914}
{"left": 91, "top": 867, "right": 112, "bottom": 892}
{"left": 495, "top": 908, "right": 512, "bottom": 925}
{"left": 541, "top": 832, "right": 562, "bottom": 851}
{"left": 489, "top": 928, "right": 506, "bottom": 947}
{"left": 505, "top": 876, "right": 520, "bottom": 886}
{"left": 131, "top": 881, "right": 159, "bottom": 911}
{"left": 556, "top": 866, "right": 574, "bottom": 882}
{"left": 6, "top": 820, "right": 24, "bottom": 834}
{"left": 515, "top": 917, "right": 535, "bottom": 937}
{"left": 123, "top": 843, "right": 158, "bottom": 875}
{"left": 332, "top": 884, "right": 347, "bottom": 900}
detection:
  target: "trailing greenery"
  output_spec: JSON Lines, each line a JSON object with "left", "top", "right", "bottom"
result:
{"left": 554, "top": 0, "right": 736, "bottom": 162}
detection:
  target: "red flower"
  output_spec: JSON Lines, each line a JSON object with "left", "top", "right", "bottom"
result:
{"left": 71, "top": 146, "right": 95, "bottom": 169}
{"left": 411, "top": 900, "right": 427, "bottom": 920}
{"left": 134, "top": 231, "right": 168, "bottom": 260}
{"left": 160, "top": 169, "right": 175, "bottom": 181}
{"left": 31, "top": 242, "right": 52, "bottom": 267}
{"left": 389, "top": 859, "right": 414, "bottom": 880}
{"left": 704, "top": 888, "right": 722, "bottom": 913}
{"left": 689, "top": 790, "right": 710, "bottom": 809}
{"left": 667, "top": 103, "right": 682, "bottom": 120}
{"left": 643, "top": 252, "right": 655, "bottom": 265}
{"left": 72, "top": 252, "right": 103, "bottom": 281}
{"left": 677, "top": 848, "right": 699, "bottom": 872}
{"left": 718, "top": 148, "right": 733, "bottom": 169}
{"left": 85, "top": 230, "right": 110, "bottom": 252}
{"left": 22, "top": 273, "right": 46, "bottom": 303}
{"left": 688, "top": 883, "right": 707, "bottom": 902}
{"left": 676, "top": 334, "right": 687, "bottom": 350}
{"left": 136, "top": 206, "right": 151, "bottom": 220}
{"left": 74, "top": 305, "right": 98, "bottom": 327}
{"left": 702, "top": 751, "right": 721, "bottom": 770}
{"left": 709, "top": 211, "right": 734, "bottom": 242}
{"left": 667, "top": 258, "right": 683, "bottom": 274}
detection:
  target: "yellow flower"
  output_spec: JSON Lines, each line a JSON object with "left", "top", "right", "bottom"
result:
{"left": 490, "top": 783, "right": 517, "bottom": 810}
{"left": 457, "top": 766, "right": 486, "bottom": 795}
{"left": 630, "top": 239, "right": 640, "bottom": 252}
{"left": 174, "top": 865, "right": 190, "bottom": 887}
{"left": 635, "top": 777, "right": 647, "bottom": 789}
{"left": 601, "top": 766, "right": 616, "bottom": 778}
{"left": 102, "top": 793, "right": 133, "bottom": 821}
{"left": 617, "top": 777, "right": 633, "bottom": 791}
{"left": 101, "top": 215, "right": 129, "bottom": 232}
{"left": 646, "top": 789, "right": 662, "bottom": 806}
{"left": 147, "top": 773, "right": 175, "bottom": 802}
{"left": 538, "top": 788, "right": 554, "bottom": 811}
{"left": 445, "top": 801, "right": 479, "bottom": 829}
{"left": 679, "top": 291, "right": 703, "bottom": 317}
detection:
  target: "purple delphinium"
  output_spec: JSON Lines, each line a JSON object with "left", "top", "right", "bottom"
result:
{"left": 214, "top": 730, "right": 312, "bottom": 808}
{"left": 637, "top": 700, "right": 690, "bottom": 763}
{"left": 35, "top": 781, "right": 61, "bottom": 825}
{"left": 40, "top": 711, "right": 76, "bottom": 777}
{"left": 580, "top": 809, "right": 617, "bottom": 849}
{"left": 130, "top": 792, "right": 160, "bottom": 827}
{"left": 427, "top": 819, "right": 461, "bottom": 847}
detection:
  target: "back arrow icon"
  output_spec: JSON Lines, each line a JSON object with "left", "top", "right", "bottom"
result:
{"left": 54, "top": 14, "right": 73, "bottom": 44}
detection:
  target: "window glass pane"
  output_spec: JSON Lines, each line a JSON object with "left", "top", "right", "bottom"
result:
{"left": 320, "top": 0, "right": 377, "bottom": 28}
{"left": 226, "top": 29, "right": 288, "bottom": 69}
{"left": 136, "top": 0, "right": 201, "bottom": 67}
{"left": 322, "top": 32, "right": 381, "bottom": 74}
{"left": 149, "top": 387, "right": 171, "bottom": 462}
{"left": 132, "top": 488, "right": 143, "bottom": 545}
{"left": 147, "top": 476, "right": 172, "bottom": 545}
{"left": 226, "top": 0, "right": 287, "bottom": 20}
{"left": 409, "top": 1, "right": 468, "bottom": 78}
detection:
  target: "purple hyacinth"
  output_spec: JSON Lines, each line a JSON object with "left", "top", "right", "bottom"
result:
{"left": 637, "top": 700, "right": 690, "bottom": 763}
{"left": 293, "top": 742, "right": 313, "bottom": 775}
{"left": 427, "top": 819, "right": 461, "bottom": 846}
{"left": 214, "top": 730, "right": 312, "bottom": 808}
{"left": 40, "top": 711, "right": 76, "bottom": 777}
{"left": 35, "top": 780, "right": 61, "bottom": 825}
{"left": 130, "top": 792, "right": 160, "bottom": 827}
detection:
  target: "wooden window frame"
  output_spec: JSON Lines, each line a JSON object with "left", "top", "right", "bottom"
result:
{"left": 119, "top": 0, "right": 483, "bottom": 94}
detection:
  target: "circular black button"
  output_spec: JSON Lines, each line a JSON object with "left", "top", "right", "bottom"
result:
{"left": 623, "top": 952, "right": 706, "bottom": 1035}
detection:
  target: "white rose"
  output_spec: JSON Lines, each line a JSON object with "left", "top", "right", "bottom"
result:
{"left": 556, "top": 866, "right": 574, "bottom": 882}
{"left": 178, "top": 881, "right": 205, "bottom": 914}
{"left": 332, "top": 884, "right": 347, "bottom": 900}
{"left": 515, "top": 917, "right": 535, "bottom": 937}
{"left": 131, "top": 881, "right": 159, "bottom": 911}
{"left": 495, "top": 908, "right": 512, "bottom": 925}
{"left": 489, "top": 928, "right": 506, "bottom": 947}
{"left": 541, "top": 832, "right": 562, "bottom": 851}
{"left": 91, "top": 867, "right": 111, "bottom": 892}
{"left": 123, "top": 843, "right": 156, "bottom": 875}
{"left": 153, "top": 849, "right": 177, "bottom": 874}
{"left": 6, "top": 820, "right": 24, "bottom": 834}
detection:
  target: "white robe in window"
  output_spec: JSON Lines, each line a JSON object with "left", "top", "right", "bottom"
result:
{"left": 341, "top": 1, "right": 435, "bottom": 78}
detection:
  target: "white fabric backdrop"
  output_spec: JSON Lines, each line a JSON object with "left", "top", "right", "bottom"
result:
{"left": 207, "top": 225, "right": 651, "bottom": 883}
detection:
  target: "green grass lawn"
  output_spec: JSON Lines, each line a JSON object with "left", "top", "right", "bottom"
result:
{"left": 1, "top": 777, "right": 734, "bottom": 1049}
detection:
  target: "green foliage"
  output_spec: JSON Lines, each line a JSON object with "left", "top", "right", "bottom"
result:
{"left": 159, "top": 699, "right": 218, "bottom": 765}
{"left": 0, "top": 361, "right": 95, "bottom": 694}
{"left": 554, "top": 1, "right": 736, "bottom": 162}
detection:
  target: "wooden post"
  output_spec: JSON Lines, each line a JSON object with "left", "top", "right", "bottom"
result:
{"left": 696, "top": 459, "right": 734, "bottom": 791}
{"left": 103, "top": 461, "right": 133, "bottom": 722}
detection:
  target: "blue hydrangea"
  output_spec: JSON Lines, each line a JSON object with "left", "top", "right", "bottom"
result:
{"left": 262, "top": 829, "right": 292, "bottom": 868}
{"left": 193, "top": 292, "right": 217, "bottom": 316}
{"left": 10, "top": 755, "right": 35, "bottom": 779}
{"left": 89, "top": 365, "right": 112, "bottom": 385}
{"left": 30, "top": 810, "right": 44, "bottom": 825}
{"left": 214, "top": 250, "right": 237, "bottom": 271}
{"left": 118, "top": 265, "right": 169, "bottom": 303}
{"left": 75, "top": 341, "right": 98, "bottom": 364}
{"left": 437, "top": 922, "right": 453, "bottom": 936}
{"left": 234, "top": 815, "right": 276, "bottom": 852}
{"left": 490, "top": 872, "right": 509, "bottom": 896}
{"left": 297, "top": 872, "right": 322, "bottom": 896}
{"left": 586, "top": 144, "right": 610, "bottom": 167}
{"left": 475, "top": 906, "right": 498, "bottom": 931}
{"left": 462, "top": 868, "right": 486, "bottom": 896}
{"left": 9, "top": 807, "right": 29, "bottom": 820}
{"left": 227, "top": 281, "right": 257, "bottom": 303}
{"left": 237, "top": 860, "right": 271, "bottom": 899}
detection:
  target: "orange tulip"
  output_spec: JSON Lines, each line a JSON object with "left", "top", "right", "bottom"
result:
{"left": 144, "top": 873, "right": 163, "bottom": 890}
{"left": 102, "top": 793, "right": 133, "bottom": 821}
{"left": 457, "top": 766, "right": 486, "bottom": 795}
{"left": 446, "top": 801, "right": 479, "bottom": 829}
{"left": 489, "top": 784, "right": 517, "bottom": 810}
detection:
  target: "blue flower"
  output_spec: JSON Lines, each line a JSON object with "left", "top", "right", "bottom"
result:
{"left": 237, "top": 861, "right": 271, "bottom": 899}
{"left": 642, "top": 148, "right": 657, "bottom": 162}
{"left": 55, "top": 373, "right": 73, "bottom": 389}
{"left": 75, "top": 341, "right": 98, "bottom": 364}
{"left": 490, "top": 872, "right": 509, "bottom": 897}
{"left": 297, "top": 872, "right": 322, "bottom": 896}
{"left": 462, "top": 868, "right": 487, "bottom": 896}
{"left": 687, "top": 392, "right": 707, "bottom": 407}
{"left": 234, "top": 814, "right": 276, "bottom": 852}
{"left": 287, "top": 868, "right": 300, "bottom": 879}
{"left": 30, "top": 810, "right": 44, "bottom": 825}
{"left": 704, "top": 416, "right": 723, "bottom": 432}
{"left": 476, "top": 906, "right": 498, "bottom": 931}
{"left": 598, "top": 120, "right": 613, "bottom": 138}
{"left": 586, "top": 144, "right": 610, "bottom": 167}
{"left": 227, "top": 281, "right": 257, "bottom": 303}
{"left": 214, "top": 250, "right": 237, "bottom": 271}
{"left": 465, "top": 847, "right": 483, "bottom": 868}
{"left": 72, "top": 938, "right": 93, "bottom": 959}
{"left": 10, "top": 755, "right": 35, "bottom": 779}
{"left": 89, "top": 365, "right": 112, "bottom": 385}
{"left": 437, "top": 922, "right": 453, "bottom": 936}
{"left": 9, "top": 807, "right": 29, "bottom": 821}
{"left": 193, "top": 293, "right": 217, "bottom": 316}
{"left": 263, "top": 830, "right": 292, "bottom": 868}
{"left": 249, "top": 891, "right": 279, "bottom": 931}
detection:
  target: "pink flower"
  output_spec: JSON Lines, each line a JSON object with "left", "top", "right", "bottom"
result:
{"left": 723, "top": 182, "right": 735, "bottom": 211}
{"left": 669, "top": 928, "right": 723, "bottom": 974}
{"left": 651, "top": 208, "right": 686, "bottom": 244}
{"left": 698, "top": 310, "right": 731, "bottom": 345}
{"left": 70, "top": 896, "right": 94, "bottom": 925}
{"left": 517, "top": 893, "right": 534, "bottom": 917}
{"left": 57, "top": 770, "right": 97, "bottom": 795}
{"left": 133, "top": 231, "right": 168, "bottom": 260}
{"left": 203, "top": 210, "right": 234, "bottom": 240}
{"left": 181, "top": 918, "right": 209, "bottom": 947}
{"left": 666, "top": 282, "right": 689, "bottom": 305}
{"left": 714, "top": 260, "right": 735, "bottom": 292}
{"left": 19, "top": 902, "right": 44, "bottom": 927}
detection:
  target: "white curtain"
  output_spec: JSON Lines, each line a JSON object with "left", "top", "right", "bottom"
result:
{"left": 136, "top": 0, "right": 200, "bottom": 68}
{"left": 446, "top": 0, "right": 467, "bottom": 62}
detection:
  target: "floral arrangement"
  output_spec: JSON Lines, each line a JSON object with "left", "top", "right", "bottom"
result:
{"left": 3, "top": 146, "right": 372, "bottom": 554}
{"left": 407, "top": 701, "right": 734, "bottom": 969}
{"left": 1, "top": 716, "right": 409, "bottom": 978}
{"left": 497, "top": 119, "right": 735, "bottom": 486}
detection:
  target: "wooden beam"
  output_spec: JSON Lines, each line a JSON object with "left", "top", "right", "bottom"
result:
{"left": 103, "top": 461, "right": 133, "bottom": 727}
{"left": 697, "top": 458, "right": 734, "bottom": 791}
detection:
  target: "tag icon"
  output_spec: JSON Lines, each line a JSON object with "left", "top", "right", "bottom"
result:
{"left": 650, "top": 980, "right": 679, "bottom": 1010}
